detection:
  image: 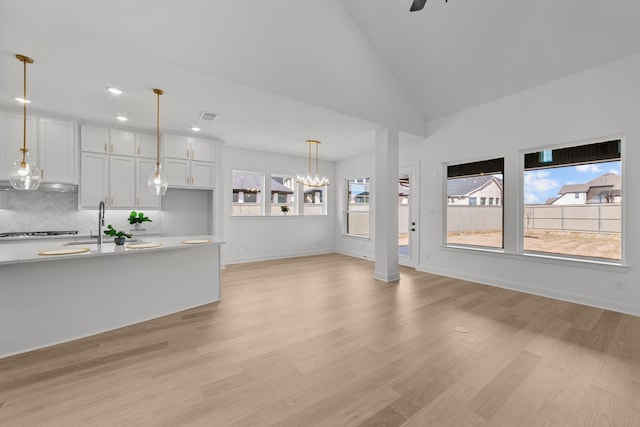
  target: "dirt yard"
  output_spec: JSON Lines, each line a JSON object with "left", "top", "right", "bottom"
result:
{"left": 447, "top": 230, "right": 621, "bottom": 260}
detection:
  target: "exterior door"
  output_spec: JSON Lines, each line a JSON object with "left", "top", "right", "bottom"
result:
{"left": 399, "top": 165, "right": 419, "bottom": 267}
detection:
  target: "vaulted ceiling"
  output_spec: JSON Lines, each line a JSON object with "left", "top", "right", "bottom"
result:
{"left": 1, "top": 0, "right": 640, "bottom": 160}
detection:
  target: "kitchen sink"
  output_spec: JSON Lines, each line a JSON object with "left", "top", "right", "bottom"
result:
{"left": 64, "top": 238, "right": 140, "bottom": 246}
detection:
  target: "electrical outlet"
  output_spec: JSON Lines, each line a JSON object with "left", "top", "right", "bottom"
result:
{"left": 614, "top": 280, "right": 625, "bottom": 290}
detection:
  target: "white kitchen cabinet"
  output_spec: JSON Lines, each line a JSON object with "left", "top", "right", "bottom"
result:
{"left": 163, "top": 135, "right": 214, "bottom": 162}
{"left": 135, "top": 158, "right": 161, "bottom": 209}
{"left": 191, "top": 138, "right": 214, "bottom": 162}
{"left": 163, "top": 134, "right": 190, "bottom": 160}
{"left": 136, "top": 134, "right": 157, "bottom": 159}
{"left": 81, "top": 126, "right": 134, "bottom": 156}
{"left": 164, "top": 158, "right": 214, "bottom": 190}
{"left": 109, "top": 155, "right": 136, "bottom": 208}
{"left": 81, "top": 126, "right": 109, "bottom": 153}
{"left": 110, "top": 130, "right": 135, "bottom": 156}
{"left": 164, "top": 158, "right": 190, "bottom": 188}
{"left": 162, "top": 134, "right": 215, "bottom": 189}
{"left": 80, "top": 152, "right": 108, "bottom": 208}
{"left": 191, "top": 161, "right": 214, "bottom": 189}
{"left": 0, "top": 111, "right": 37, "bottom": 179}
{"left": 38, "top": 117, "right": 77, "bottom": 183}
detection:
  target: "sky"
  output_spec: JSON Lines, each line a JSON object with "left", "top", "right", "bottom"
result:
{"left": 524, "top": 161, "right": 621, "bottom": 204}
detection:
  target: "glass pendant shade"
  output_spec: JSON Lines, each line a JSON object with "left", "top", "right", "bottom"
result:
{"left": 10, "top": 54, "right": 39, "bottom": 190}
{"left": 9, "top": 150, "right": 40, "bottom": 190}
{"left": 148, "top": 88, "right": 168, "bottom": 196}
{"left": 147, "top": 163, "right": 168, "bottom": 196}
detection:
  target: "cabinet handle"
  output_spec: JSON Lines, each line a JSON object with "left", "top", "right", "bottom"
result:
{"left": 41, "top": 169, "right": 44, "bottom": 179}
{"left": 104, "top": 143, "right": 108, "bottom": 152}
{"left": 111, "top": 196, "right": 114, "bottom": 205}
{"left": 187, "top": 149, "right": 190, "bottom": 159}
{"left": 191, "top": 176, "right": 194, "bottom": 185}
{"left": 136, "top": 196, "right": 140, "bottom": 206}
{"left": 104, "top": 196, "right": 108, "bottom": 204}
{"left": 110, "top": 144, "right": 114, "bottom": 153}
{"left": 192, "top": 149, "right": 195, "bottom": 159}
{"left": 137, "top": 147, "right": 140, "bottom": 155}
{"left": 186, "top": 176, "right": 189, "bottom": 185}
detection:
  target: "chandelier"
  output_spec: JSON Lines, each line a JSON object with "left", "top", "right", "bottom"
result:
{"left": 296, "top": 140, "right": 329, "bottom": 187}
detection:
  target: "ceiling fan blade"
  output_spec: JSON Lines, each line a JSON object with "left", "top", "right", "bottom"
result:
{"left": 410, "top": 0, "right": 427, "bottom": 12}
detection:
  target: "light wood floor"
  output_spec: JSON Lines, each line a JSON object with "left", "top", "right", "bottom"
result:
{"left": 1, "top": 253, "right": 639, "bottom": 426}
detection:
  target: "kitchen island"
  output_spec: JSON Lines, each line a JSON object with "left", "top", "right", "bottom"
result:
{"left": 0, "top": 235, "right": 224, "bottom": 358}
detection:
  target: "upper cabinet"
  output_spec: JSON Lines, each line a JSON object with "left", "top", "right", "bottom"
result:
{"left": 0, "top": 111, "right": 37, "bottom": 180}
{"left": 0, "top": 111, "right": 76, "bottom": 184}
{"left": 162, "top": 134, "right": 215, "bottom": 189}
{"left": 80, "top": 126, "right": 109, "bottom": 153}
{"left": 136, "top": 133, "right": 157, "bottom": 159}
{"left": 163, "top": 135, "right": 214, "bottom": 163}
{"left": 38, "top": 117, "right": 77, "bottom": 184}
{"left": 81, "top": 126, "right": 134, "bottom": 156}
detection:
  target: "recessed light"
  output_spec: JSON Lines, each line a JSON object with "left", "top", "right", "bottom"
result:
{"left": 116, "top": 116, "right": 128, "bottom": 122}
{"left": 14, "top": 97, "right": 31, "bottom": 104}
{"left": 107, "top": 87, "right": 123, "bottom": 95}
{"left": 191, "top": 127, "right": 201, "bottom": 132}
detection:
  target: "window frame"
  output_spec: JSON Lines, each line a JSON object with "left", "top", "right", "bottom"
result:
{"left": 231, "top": 170, "right": 266, "bottom": 217}
{"left": 521, "top": 138, "right": 623, "bottom": 264}
{"left": 444, "top": 157, "right": 505, "bottom": 250}
{"left": 345, "top": 177, "right": 370, "bottom": 237}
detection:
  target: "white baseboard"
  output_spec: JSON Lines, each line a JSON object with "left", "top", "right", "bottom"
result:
{"left": 416, "top": 264, "right": 640, "bottom": 317}
{"left": 334, "top": 249, "right": 375, "bottom": 261}
{"left": 225, "top": 249, "right": 334, "bottom": 265}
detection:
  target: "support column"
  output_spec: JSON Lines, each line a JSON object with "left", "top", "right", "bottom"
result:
{"left": 374, "top": 127, "right": 400, "bottom": 282}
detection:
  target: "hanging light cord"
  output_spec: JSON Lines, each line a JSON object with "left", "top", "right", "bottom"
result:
{"left": 153, "top": 88, "right": 163, "bottom": 172}
{"left": 17, "top": 55, "right": 33, "bottom": 166}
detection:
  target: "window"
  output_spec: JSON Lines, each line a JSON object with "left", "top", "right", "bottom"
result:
{"left": 523, "top": 139, "right": 621, "bottom": 261}
{"left": 304, "top": 185, "right": 326, "bottom": 216}
{"left": 346, "top": 178, "right": 370, "bottom": 237}
{"left": 446, "top": 158, "right": 504, "bottom": 249}
{"left": 270, "top": 175, "right": 296, "bottom": 215}
{"left": 232, "top": 170, "right": 264, "bottom": 216}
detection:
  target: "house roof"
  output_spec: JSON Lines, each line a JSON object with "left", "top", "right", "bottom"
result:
{"left": 233, "top": 174, "right": 294, "bottom": 193}
{"left": 557, "top": 173, "right": 620, "bottom": 195}
{"left": 447, "top": 176, "right": 502, "bottom": 197}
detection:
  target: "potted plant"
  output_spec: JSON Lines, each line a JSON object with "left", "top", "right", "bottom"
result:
{"left": 280, "top": 205, "right": 290, "bottom": 215}
{"left": 128, "top": 211, "right": 152, "bottom": 230}
{"left": 104, "top": 224, "right": 132, "bottom": 245}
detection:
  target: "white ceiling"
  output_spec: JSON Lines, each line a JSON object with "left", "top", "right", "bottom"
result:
{"left": 1, "top": 0, "right": 639, "bottom": 161}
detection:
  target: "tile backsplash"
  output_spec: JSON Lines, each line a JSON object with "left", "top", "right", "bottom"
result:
{"left": 0, "top": 191, "right": 162, "bottom": 235}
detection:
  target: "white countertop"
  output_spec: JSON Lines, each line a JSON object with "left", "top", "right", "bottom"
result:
{"left": 0, "top": 235, "right": 224, "bottom": 266}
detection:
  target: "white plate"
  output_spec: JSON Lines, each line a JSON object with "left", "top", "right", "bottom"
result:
{"left": 38, "top": 247, "right": 91, "bottom": 256}
{"left": 127, "top": 242, "right": 162, "bottom": 249}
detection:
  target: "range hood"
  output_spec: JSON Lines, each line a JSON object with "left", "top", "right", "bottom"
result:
{"left": 0, "top": 181, "right": 77, "bottom": 192}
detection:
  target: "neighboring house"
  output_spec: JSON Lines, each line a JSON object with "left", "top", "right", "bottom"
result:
{"left": 447, "top": 175, "right": 503, "bottom": 205}
{"left": 548, "top": 172, "right": 621, "bottom": 205}
{"left": 232, "top": 174, "right": 294, "bottom": 204}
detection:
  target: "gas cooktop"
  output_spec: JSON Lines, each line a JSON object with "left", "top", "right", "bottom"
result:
{"left": 0, "top": 230, "right": 79, "bottom": 238}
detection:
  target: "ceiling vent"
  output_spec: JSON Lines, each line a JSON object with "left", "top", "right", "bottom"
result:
{"left": 199, "top": 111, "right": 217, "bottom": 121}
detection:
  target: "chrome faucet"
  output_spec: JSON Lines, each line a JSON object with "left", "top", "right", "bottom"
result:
{"left": 98, "top": 201, "right": 105, "bottom": 246}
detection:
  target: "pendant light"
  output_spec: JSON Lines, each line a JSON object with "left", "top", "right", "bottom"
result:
{"left": 296, "top": 140, "right": 330, "bottom": 187}
{"left": 147, "top": 88, "right": 168, "bottom": 196}
{"left": 9, "top": 54, "right": 40, "bottom": 190}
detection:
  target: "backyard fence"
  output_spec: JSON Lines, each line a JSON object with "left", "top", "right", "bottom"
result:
{"left": 447, "top": 204, "right": 621, "bottom": 234}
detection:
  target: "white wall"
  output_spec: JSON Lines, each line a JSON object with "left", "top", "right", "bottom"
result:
{"left": 419, "top": 53, "right": 640, "bottom": 316}
{"left": 160, "top": 189, "right": 212, "bottom": 237}
{"left": 222, "top": 146, "right": 336, "bottom": 264}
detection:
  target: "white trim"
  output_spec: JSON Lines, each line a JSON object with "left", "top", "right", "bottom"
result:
{"left": 416, "top": 263, "right": 639, "bottom": 317}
